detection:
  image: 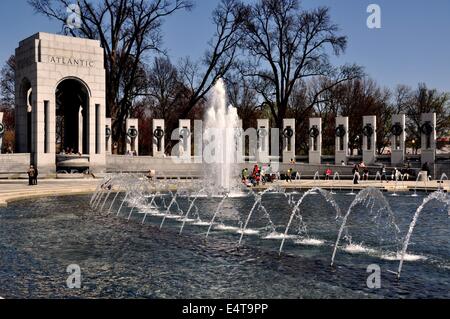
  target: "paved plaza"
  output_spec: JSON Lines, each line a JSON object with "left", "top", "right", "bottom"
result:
{"left": 0, "top": 177, "right": 448, "bottom": 208}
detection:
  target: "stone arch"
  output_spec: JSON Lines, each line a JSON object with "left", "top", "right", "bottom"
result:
{"left": 54, "top": 76, "right": 92, "bottom": 98}
{"left": 55, "top": 77, "right": 91, "bottom": 154}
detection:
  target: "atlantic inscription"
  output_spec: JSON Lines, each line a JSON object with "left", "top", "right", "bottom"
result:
{"left": 48, "top": 56, "right": 95, "bottom": 68}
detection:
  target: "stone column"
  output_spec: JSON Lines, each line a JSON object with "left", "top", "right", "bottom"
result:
{"left": 420, "top": 113, "right": 436, "bottom": 165}
{"left": 105, "top": 118, "right": 112, "bottom": 154}
{"left": 335, "top": 116, "right": 349, "bottom": 165}
{"left": 309, "top": 118, "right": 322, "bottom": 164}
{"left": 282, "top": 119, "right": 295, "bottom": 164}
{"left": 179, "top": 119, "right": 191, "bottom": 159}
{"left": 153, "top": 119, "right": 165, "bottom": 158}
{"left": 391, "top": 114, "right": 406, "bottom": 166}
{"left": 33, "top": 85, "right": 56, "bottom": 174}
{"left": 362, "top": 116, "right": 377, "bottom": 165}
{"left": 126, "top": 119, "right": 139, "bottom": 155}
{"left": 89, "top": 99, "right": 107, "bottom": 173}
{"left": 193, "top": 120, "right": 203, "bottom": 164}
{"left": 257, "top": 119, "right": 269, "bottom": 163}
{"left": 236, "top": 119, "right": 244, "bottom": 164}
{"left": 78, "top": 107, "right": 83, "bottom": 154}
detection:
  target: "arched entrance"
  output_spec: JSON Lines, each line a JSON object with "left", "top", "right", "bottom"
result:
{"left": 55, "top": 78, "right": 90, "bottom": 154}
{"left": 15, "top": 32, "right": 107, "bottom": 173}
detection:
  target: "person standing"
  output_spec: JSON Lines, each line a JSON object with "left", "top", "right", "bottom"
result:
{"left": 33, "top": 166, "right": 39, "bottom": 185}
{"left": 325, "top": 168, "right": 333, "bottom": 180}
{"left": 27, "top": 165, "right": 36, "bottom": 186}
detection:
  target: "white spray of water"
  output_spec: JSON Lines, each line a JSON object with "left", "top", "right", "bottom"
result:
{"left": 397, "top": 191, "right": 450, "bottom": 279}
{"left": 203, "top": 79, "right": 240, "bottom": 192}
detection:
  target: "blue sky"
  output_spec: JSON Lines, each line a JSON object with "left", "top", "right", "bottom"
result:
{"left": 1, "top": 0, "right": 449, "bottom": 92}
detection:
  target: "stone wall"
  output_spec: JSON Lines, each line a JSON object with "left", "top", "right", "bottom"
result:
{"left": 106, "top": 155, "right": 386, "bottom": 179}
{"left": 15, "top": 32, "right": 106, "bottom": 173}
{"left": 0, "top": 154, "right": 31, "bottom": 176}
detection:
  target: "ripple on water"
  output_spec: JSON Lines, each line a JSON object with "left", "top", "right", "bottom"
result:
{"left": 215, "top": 225, "right": 241, "bottom": 232}
{"left": 163, "top": 215, "right": 184, "bottom": 220}
{"left": 342, "top": 244, "right": 427, "bottom": 262}
{"left": 342, "top": 244, "right": 377, "bottom": 255}
{"left": 295, "top": 238, "right": 326, "bottom": 246}
{"left": 237, "top": 229, "right": 260, "bottom": 236}
{"left": 192, "top": 221, "right": 210, "bottom": 226}
{"left": 380, "top": 252, "right": 427, "bottom": 262}
{"left": 263, "top": 232, "right": 296, "bottom": 240}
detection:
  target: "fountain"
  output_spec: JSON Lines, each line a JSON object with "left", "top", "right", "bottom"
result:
{"left": 330, "top": 172, "right": 341, "bottom": 194}
{"left": 331, "top": 188, "right": 401, "bottom": 266}
{"left": 83, "top": 81, "right": 449, "bottom": 286}
{"left": 279, "top": 188, "right": 341, "bottom": 255}
{"left": 397, "top": 190, "right": 450, "bottom": 278}
{"left": 203, "top": 79, "right": 241, "bottom": 193}
{"left": 346, "top": 173, "right": 358, "bottom": 196}
{"left": 179, "top": 188, "right": 207, "bottom": 234}
{"left": 88, "top": 171, "right": 450, "bottom": 285}
{"left": 439, "top": 173, "right": 448, "bottom": 191}
{"left": 238, "top": 188, "right": 277, "bottom": 247}
{"left": 412, "top": 171, "right": 427, "bottom": 197}
{"left": 206, "top": 194, "right": 230, "bottom": 239}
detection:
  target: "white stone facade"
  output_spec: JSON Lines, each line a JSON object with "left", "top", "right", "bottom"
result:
{"left": 152, "top": 119, "right": 165, "bottom": 157}
{"left": 335, "top": 116, "right": 349, "bottom": 165}
{"left": 391, "top": 114, "right": 406, "bottom": 166}
{"left": 126, "top": 119, "right": 139, "bottom": 155}
{"left": 15, "top": 33, "right": 106, "bottom": 173}
{"left": 179, "top": 119, "right": 191, "bottom": 159}
{"left": 421, "top": 113, "right": 436, "bottom": 165}
{"left": 282, "top": 119, "right": 295, "bottom": 163}
{"left": 362, "top": 116, "right": 377, "bottom": 165}
{"left": 309, "top": 118, "right": 322, "bottom": 164}
{"left": 257, "top": 119, "right": 269, "bottom": 163}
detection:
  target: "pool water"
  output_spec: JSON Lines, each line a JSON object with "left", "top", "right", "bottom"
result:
{"left": 0, "top": 191, "right": 449, "bottom": 299}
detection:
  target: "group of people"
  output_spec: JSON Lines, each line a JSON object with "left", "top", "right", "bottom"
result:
{"left": 351, "top": 162, "right": 370, "bottom": 184}
{"left": 242, "top": 164, "right": 275, "bottom": 187}
{"left": 60, "top": 148, "right": 82, "bottom": 156}
{"left": 378, "top": 161, "right": 419, "bottom": 183}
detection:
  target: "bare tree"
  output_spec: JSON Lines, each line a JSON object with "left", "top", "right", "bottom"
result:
{"left": 0, "top": 55, "right": 15, "bottom": 107}
{"left": 177, "top": 0, "right": 247, "bottom": 119}
{"left": 402, "top": 83, "right": 450, "bottom": 152}
{"left": 142, "top": 57, "right": 191, "bottom": 153}
{"left": 224, "top": 73, "right": 261, "bottom": 130}
{"left": 146, "top": 57, "right": 184, "bottom": 119}
{"left": 29, "top": 0, "right": 192, "bottom": 152}
{"left": 0, "top": 55, "right": 17, "bottom": 151}
{"left": 240, "top": 0, "right": 363, "bottom": 133}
